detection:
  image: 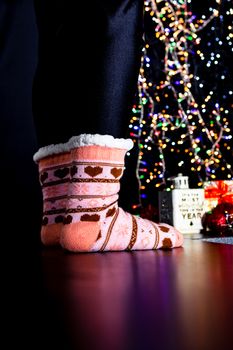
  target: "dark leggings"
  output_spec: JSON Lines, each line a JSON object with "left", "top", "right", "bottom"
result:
{"left": 33, "top": 0, "right": 144, "bottom": 147}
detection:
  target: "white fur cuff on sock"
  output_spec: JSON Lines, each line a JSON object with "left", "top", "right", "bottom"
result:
{"left": 68, "top": 134, "right": 134, "bottom": 151}
{"left": 33, "top": 142, "right": 71, "bottom": 162}
{"left": 33, "top": 134, "right": 134, "bottom": 162}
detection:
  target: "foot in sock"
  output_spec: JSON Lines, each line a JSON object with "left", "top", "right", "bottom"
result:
{"left": 34, "top": 144, "right": 72, "bottom": 245}
{"left": 59, "top": 134, "right": 184, "bottom": 252}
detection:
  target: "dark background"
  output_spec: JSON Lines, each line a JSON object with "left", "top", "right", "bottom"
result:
{"left": 0, "top": 0, "right": 41, "bottom": 250}
{"left": 0, "top": 2, "right": 70, "bottom": 348}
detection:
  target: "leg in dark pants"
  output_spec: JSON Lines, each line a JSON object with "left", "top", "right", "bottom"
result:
{"left": 33, "top": 0, "right": 144, "bottom": 147}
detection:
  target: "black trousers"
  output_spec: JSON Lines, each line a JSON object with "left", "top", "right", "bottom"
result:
{"left": 33, "top": 0, "right": 144, "bottom": 147}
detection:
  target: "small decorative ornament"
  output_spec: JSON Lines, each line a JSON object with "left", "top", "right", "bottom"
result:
{"left": 158, "top": 174, "right": 205, "bottom": 234}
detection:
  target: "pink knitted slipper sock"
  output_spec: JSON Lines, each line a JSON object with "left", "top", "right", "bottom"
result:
{"left": 34, "top": 144, "right": 72, "bottom": 245}
{"left": 60, "top": 135, "right": 184, "bottom": 252}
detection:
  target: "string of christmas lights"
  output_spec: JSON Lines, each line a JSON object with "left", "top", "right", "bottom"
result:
{"left": 129, "top": 0, "right": 233, "bottom": 206}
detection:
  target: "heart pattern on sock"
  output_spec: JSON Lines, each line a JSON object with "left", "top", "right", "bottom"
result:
{"left": 54, "top": 167, "right": 70, "bottom": 179}
{"left": 80, "top": 214, "right": 101, "bottom": 221}
{"left": 110, "top": 168, "right": 122, "bottom": 178}
{"left": 84, "top": 166, "right": 103, "bottom": 177}
{"left": 162, "top": 237, "right": 173, "bottom": 249}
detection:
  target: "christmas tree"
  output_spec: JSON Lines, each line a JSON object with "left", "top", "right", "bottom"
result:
{"left": 128, "top": 0, "right": 233, "bottom": 214}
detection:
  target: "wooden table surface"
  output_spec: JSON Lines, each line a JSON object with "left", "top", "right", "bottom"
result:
{"left": 9, "top": 236, "right": 233, "bottom": 350}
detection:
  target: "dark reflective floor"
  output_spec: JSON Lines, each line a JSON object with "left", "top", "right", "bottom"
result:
{"left": 6, "top": 237, "right": 233, "bottom": 350}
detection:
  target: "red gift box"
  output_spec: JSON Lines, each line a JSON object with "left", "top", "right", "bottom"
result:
{"left": 204, "top": 180, "right": 233, "bottom": 212}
